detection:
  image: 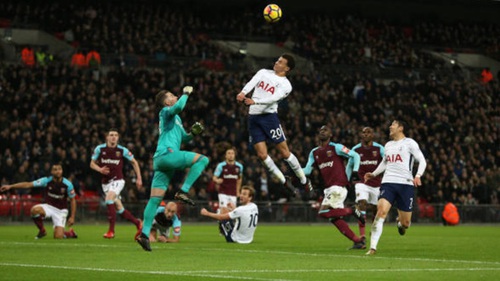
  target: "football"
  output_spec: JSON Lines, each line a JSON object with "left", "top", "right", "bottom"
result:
{"left": 263, "top": 4, "right": 282, "bottom": 23}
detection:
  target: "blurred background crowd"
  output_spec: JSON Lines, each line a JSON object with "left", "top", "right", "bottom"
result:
{"left": 0, "top": 0, "right": 498, "bottom": 212}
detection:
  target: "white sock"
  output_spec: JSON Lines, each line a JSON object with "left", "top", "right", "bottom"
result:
{"left": 285, "top": 153, "right": 306, "bottom": 184}
{"left": 263, "top": 155, "right": 285, "bottom": 184}
{"left": 369, "top": 217, "right": 385, "bottom": 250}
{"left": 398, "top": 221, "right": 410, "bottom": 229}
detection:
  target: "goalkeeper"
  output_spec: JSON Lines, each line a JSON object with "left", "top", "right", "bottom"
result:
{"left": 137, "top": 86, "right": 209, "bottom": 251}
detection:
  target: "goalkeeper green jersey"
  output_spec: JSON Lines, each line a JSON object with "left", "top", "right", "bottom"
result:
{"left": 153, "top": 94, "right": 193, "bottom": 158}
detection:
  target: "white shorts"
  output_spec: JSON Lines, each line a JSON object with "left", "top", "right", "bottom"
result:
{"left": 102, "top": 179, "right": 125, "bottom": 198}
{"left": 39, "top": 203, "right": 68, "bottom": 228}
{"left": 218, "top": 194, "right": 237, "bottom": 208}
{"left": 355, "top": 183, "right": 380, "bottom": 206}
{"left": 321, "top": 185, "right": 347, "bottom": 209}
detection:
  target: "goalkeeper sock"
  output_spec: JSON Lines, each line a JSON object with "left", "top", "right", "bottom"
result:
{"left": 142, "top": 196, "right": 162, "bottom": 236}
{"left": 262, "top": 155, "right": 285, "bottom": 184}
{"left": 285, "top": 153, "right": 306, "bottom": 185}
{"left": 181, "top": 156, "right": 209, "bottom": 193}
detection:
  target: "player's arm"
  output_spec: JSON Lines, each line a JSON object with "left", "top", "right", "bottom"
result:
{"left": 237, "top": 70, "right": 263, "bottom": 102}
{"left": 182, "top": 122, "right": 204, "bottom": 143}
{"left": 236, "top": 177, "right": 242, "bottom": 197}
{"left": 302, "top": 148, "right": 317, "bottom": 176}
{"left": 180, "top": 124, "right": 194, "bottom": 143}
{"left": 0, "top": 181, "right": 35, "bottom": 192}
{"left": 212, "top": 163, "right": 224, "bottom": 185}
{"left": 160, "top": 235, "right": 180, "bottom": 243}
{"left": 68, "top": 197, "right": 76, "bottom": 226}
{"left": 90, "top": 148, "right": 109, "bottom": 175}
{"left": 345, "top": 144, "right": 361, "bottom": 177}
{"left": 410, "top": 140, "right": 427, "bottom": 187}
{"left": 64, "top": 178, "right": 77, "bottom": 226}
{"left": 167, "top": 86, "right": 193, "bottom": 115}
{"left": 129, "top": 158, "right": 143, "bottom": 190}
{"left": 200, "top": 208, "right": 231, "bottom": 221}
{"left": 365, "top": 152, "right": 387, "bottom": 182}
{"left": 374, "top": 142, "right": 385, "bottom": 158}
{"left": 334, "top": 143, "right": 360, "bottom": 180}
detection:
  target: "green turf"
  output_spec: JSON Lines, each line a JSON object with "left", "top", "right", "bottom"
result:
{"left": 0, "top": 223, "right": 499, "bottom": 281}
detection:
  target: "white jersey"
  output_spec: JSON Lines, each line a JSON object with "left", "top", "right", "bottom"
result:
{"left": 241, "top": 69, "right": 292, "bottom": 115}
{"left": 373, "top": 138, "right": 427, "bottom": 185}
{"left": 228, "top": 202, "right": 259, "bottom": 244}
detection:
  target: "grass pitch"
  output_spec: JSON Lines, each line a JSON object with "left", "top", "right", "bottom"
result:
{"left": 0, "top": 223, "right": 499, "bottom": 281}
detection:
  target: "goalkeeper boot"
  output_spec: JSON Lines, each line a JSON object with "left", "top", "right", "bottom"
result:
{"left": 175, "top": 191, "right": 195, "bottom": 206}
{"left": 136, "top": 233, "right": 151, "bottom": 252}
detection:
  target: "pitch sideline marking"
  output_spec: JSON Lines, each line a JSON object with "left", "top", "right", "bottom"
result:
{"left": 0, "top": 262, "right": 499, "bottom": 276}
{"left": 0, "top": 262, "right": 291, "bottom": 281}
{"left": 3, "top": 241, "right": 500, "bottom": 267}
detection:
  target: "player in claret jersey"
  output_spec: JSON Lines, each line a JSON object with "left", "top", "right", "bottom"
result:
{"left": 213, "top": 147, "right": 244, "bottom": 213}
{"left": 364, "top": 119, "right": 427, "bottom": 255}
{"left": 236, "top": 53, "right": 313, "bottom": 196}
{"left": 303, "top": 125, "right": 366, "bottom": 249}
{"left": 347, "top": 127, "right": 385, "bottom": 240}
{"left": 0, "top": 163, "right": 77, "bottom": 239}
{"left": 90, "top": 129, "right": 143, "bottom": 239}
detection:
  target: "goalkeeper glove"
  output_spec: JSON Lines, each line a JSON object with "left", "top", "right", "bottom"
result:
{"left": 351, "top": 172, "right": 360, "bottom": 182}
{"left": 183, "top": 86, "right": 193, "bottom": 95}
{"left": 191, "top": 122, "right": 204, "bottom": 135}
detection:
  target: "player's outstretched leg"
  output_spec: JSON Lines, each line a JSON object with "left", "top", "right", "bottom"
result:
{"left": 137, "top": 196, "right": 162, "bottom": 251}
{"left": 176, "top": 156, "right": 209, "bottom": 205}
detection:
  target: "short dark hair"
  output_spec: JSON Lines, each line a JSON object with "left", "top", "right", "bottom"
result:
{"left": 156, "top": 90, "right": 168, "bottom": 110}
{"left": 108, "top": 128, "right": 119, "bottom": 134}
{"left": 281, "top": 53, "right": 295, "bottom": 72}
{"left": 394, "top": 118, "right": 409, "bottom": 133}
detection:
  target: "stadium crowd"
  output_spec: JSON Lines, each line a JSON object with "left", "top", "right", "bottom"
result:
{"left": 0, "top": 0, "right": 498, "bottom": 213}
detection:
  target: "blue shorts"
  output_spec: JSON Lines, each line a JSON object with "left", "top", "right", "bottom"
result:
{"left": 248, "top": 113, "right": 286, "bottom": 145}
{"left": 379, "top": 183, "right": 415, "bottom": 212}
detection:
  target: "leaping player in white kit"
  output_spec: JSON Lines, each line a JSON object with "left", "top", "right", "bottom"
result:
{"left": 236, "top": 53, "right": 313, "bottom": 195}
{"left": 364, "top": 119, "right": 427, "bottom": 255}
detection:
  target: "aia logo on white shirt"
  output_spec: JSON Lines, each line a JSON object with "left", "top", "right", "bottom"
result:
{"left": 257, "top": 81, "right": 275, "bottom": 94}
{"left": 386, "top": 154, "right": 403, "bottom": 163}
